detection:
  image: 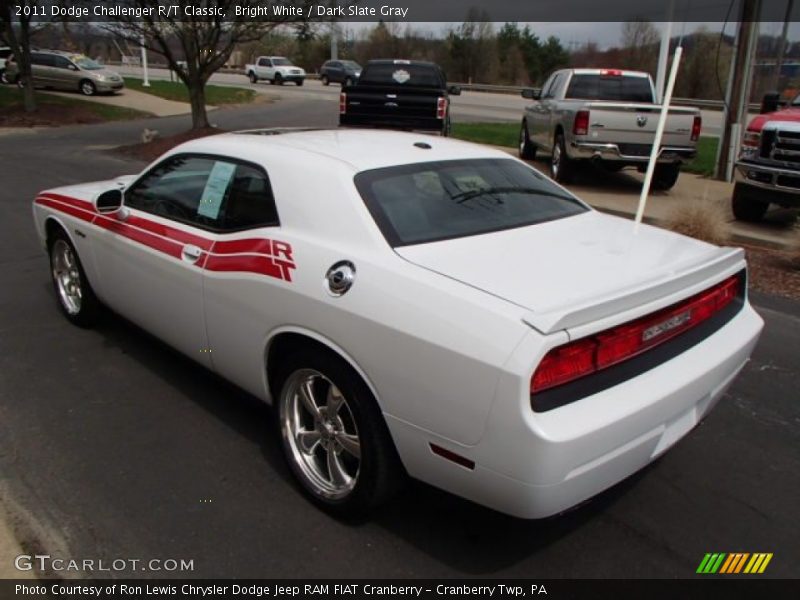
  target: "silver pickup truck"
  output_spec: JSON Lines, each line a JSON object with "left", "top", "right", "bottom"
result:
{"left": 519, "top": 68, "right": 702, "bottom": 190}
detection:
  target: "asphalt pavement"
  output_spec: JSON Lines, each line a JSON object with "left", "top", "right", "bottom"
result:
{"left": 0, "top": 101, "right": 798, "bottom": 579}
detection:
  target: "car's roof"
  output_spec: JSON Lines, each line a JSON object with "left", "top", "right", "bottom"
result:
{"left": 175, "top": 129, "right": 512, "bottom": 172}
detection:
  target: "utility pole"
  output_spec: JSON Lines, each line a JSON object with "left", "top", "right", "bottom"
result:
{"left": 715, "top": 0, "right": 760, "bottom": 181}
{"left": 772, "top": 0, "right": 793, "bottom": 90}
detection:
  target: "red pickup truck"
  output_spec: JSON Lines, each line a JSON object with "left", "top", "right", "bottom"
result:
{"left": 734, "top": 94, "right": 800, "bottom": 221}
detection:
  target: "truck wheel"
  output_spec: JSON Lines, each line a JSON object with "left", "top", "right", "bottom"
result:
{"left": 551, "top": 133, "right": 574, "bottom": 184}
{"left": 249, "top": 72, "right": 257, "bottom": 84}
{"left": 275, "top": 348, "right": 405, "bottom": 515}
{"left": 274, "top": 73, "right": 284, "bottom": 85}
{"left": 651, "top": 163, "right": 680, "bottom": 191}
{"left": 321, "top": 74, "right": 329, "bottom": 86}
{"left": 519, "top": 120, "right": 536, "bottom": 160}
{"left": 295, "top": 79, "right": 304, "bottom": 86}
{"left": 442, "top": 115, "right": 451, "bottom": 137}
{"left": 732, "top": 182, "right": 769, "bottom": 222}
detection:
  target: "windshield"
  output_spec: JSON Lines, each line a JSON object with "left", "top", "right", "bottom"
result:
{"left": 566, "top": 74, "right": 653, "bottom": 102}
{"left": 272, "top": 58, "right": 293, "bottom": 66}
{"left": 354, "top": 158, "right": 588, "bottom": 246}
{"left": 72, "top": 56, "right": 103, "bottom": 70}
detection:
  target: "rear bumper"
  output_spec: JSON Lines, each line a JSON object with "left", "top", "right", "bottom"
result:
{"left": 387, "top": 300, "right": 763, "bottom": 519}
{"left": 735, "top": 160, "right": 800, "bottom": 206}
{"left": 570, "top": 141, "right": 696, "bottom": 163}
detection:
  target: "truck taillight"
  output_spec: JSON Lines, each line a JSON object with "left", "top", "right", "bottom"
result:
{"left": 530, "top": 275, "right": 740, "bottom": 394}
{"left": 600, "top": 69, "right": 623, "bottom": 77}
{"left": 339, "top": 92, "right": 346, "bottom": 115}
{"left": 573, "top": 110, "right": 590, "bottom": 136}
{"left": 691, "top": 116, "right": 702, "bottom": 141}
{"left": 436, "top": 96, "right": 448, "bottom": 120}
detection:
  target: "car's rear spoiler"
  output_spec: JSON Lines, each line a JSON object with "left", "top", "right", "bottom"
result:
{"left": 522, "top": 247, "right": 746, "bottom": 335}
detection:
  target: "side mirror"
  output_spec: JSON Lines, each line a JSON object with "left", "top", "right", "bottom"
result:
{"left": 761, "top": 92, "right": 781, "bottom": 114}
{"left": 521, "top": 88, "right": 541, "bottom": 100}
{"left": 94, "top": 189, "right": 123, "bottom": 213}
{"left": 448, "top": 85, "right": 461, "bottom": 96}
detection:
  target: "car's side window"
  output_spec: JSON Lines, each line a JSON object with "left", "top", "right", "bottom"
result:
{"left": 543, "top": 73, "right": 562, "bottom": 99}
{"left": 258, "top": 58, "right": 268, "bottom": 67}
{"left": 125, "top": 155, "right": 279, "bottom": 232}
{"left": 32, "top": 53, "right": 54, "bottom": 67}
{"left": 53, "top": 56, "right": 72, "bottom": 70}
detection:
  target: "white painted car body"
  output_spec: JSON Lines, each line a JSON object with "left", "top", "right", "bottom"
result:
{"left": 32, "top": 129, "right": 763, "bottom": 518}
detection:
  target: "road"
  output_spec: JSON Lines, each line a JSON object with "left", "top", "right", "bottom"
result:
{"left": 114, "top": 65, "right": 742, "bottom": 135}
{"left": 0, "top": 102, "right": 798, "bottom": 579}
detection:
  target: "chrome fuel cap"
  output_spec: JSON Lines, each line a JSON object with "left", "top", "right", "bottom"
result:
{"left": 326, "top": 261, "right": 356, "bottom": 296}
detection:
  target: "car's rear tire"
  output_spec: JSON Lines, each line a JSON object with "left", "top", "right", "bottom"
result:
{"left": 48, "top": 228, "right": 100, "bottom": 327}
{"left": 248, "top": 72, "right": 257, "bottom": 84}
{"left": 79, "top": 79, "right": 96, "bottom": 96}
{"left": 519, "top": 120, "right": 536, "bottom": 160}
{"left": 650, "top": 163, "right": 680, "bottom": 191}
{"left": 732, "top": 182, "right": 769, "bottom": 222}
{"left": 321, "top": 74, "right": 329, "bottom": 86}
{"left": 275, "top": 348, "right": 404, "bottom": 516}
{"left": 551, "top": 132, "right": 574, "bottom": 184}
{"left": 274, "top": 73, "right": 283, "bottom": 85}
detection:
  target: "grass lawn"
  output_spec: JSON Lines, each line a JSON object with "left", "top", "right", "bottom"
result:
{"left": 452, "top": 122, "right": 719, "bottom": 176}
{"left": 123, "top": 78, "right": 256, "bottom": 105}
{"left": 0, "top": 85, "right": 148, "bottom": 125}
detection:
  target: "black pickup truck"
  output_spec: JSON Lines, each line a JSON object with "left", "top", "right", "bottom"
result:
{"left": 339, "top": 59, "right": 460, "bottom": 135}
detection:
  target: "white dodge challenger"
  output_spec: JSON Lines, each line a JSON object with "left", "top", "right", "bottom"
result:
{"left": 33, "top": 129, "right": 763, "bottom": 518}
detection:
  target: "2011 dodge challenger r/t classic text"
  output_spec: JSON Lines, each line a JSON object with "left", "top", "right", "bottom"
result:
{"left": 32, "top": 129, "right": 763, "bottom": 519}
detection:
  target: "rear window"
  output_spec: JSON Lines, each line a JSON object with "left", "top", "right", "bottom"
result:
{"left": 359, "top": 63, "right": 442, "bottom": 87}
{"left": 354, "top": 158, "right": 588, "bottom": 247}
{"left": 566, "top": 74, "right": 653, "bottom": 102}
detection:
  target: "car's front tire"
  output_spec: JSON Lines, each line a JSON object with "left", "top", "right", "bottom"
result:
{"left": 519, "top": 120, "right": 536, "bottom": 160}
{"left": 732, "top": 182, "right": 769, "bottom": 222}
{"left": 276, "top": 349, "right": 404, "bottom": 515}
{"left": 274, "top": 73, "right": 283, "bottom": 85}
{"left": 248, "top": 72, "right": 257, "bottom": 84}
{"left": 321, "top": 74, "right": 329, "bottom": 86}
{"left": 79, "top": 79, "right": 96, "bottom": 96}
{"left": 48, "top": 228, "right": 100, "bottom": 327}
{"left": 295, "top": 79, "right": 303, "bottom": 86}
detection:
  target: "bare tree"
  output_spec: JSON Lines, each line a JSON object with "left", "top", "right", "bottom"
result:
{"left": 107, "top": 1, "right": 313, "bottom": 129}
{"left": 0, "top": 0, "right": 37, "bottom": 112}
{"left": 620, "top": 20, "right": 659, "bottom": 75}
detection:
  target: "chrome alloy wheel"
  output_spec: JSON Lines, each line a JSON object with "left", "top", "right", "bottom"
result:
{"left": 51, "top": 239, "right": 82, "bottom": 315}
{"left": 519, "top": 127, "right": 527, "bottom": 155}
{"left": 281, "top": 369, "right": 361, "bottom": 500}
{"left": 551, "top": 140, "right": 562, "bottom": 179}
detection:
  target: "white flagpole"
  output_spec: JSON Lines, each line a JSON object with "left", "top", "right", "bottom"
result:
{"left": 634, "top": 45, "right": 683, "bottom": 233}
{"left": 140, "top": 35, "right": 150, "bottom": 87}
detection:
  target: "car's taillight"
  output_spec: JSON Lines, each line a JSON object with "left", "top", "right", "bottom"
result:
{"left": 339, "top": 92, "right": 346, "bottom": 115}
{"left": 530, "top": 275, "right": 740, "bottom": 394}
{"left": 691, "top": 115, "right": 702, "bottom": 141}
{"left": 573, "top": 110, "right": 590, "bottom": 136}
{"left": 436, "top": 96, "right": 448, "bottom": 120}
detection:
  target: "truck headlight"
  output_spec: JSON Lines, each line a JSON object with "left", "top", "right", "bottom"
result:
{"left": 739, "top": 130, "right": 760, "bottom": 159}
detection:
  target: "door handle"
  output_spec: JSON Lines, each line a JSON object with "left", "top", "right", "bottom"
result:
{"left": 181, "top": 244, "right": 203, "bottom": 263}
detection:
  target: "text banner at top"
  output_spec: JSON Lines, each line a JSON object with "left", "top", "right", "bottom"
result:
{"left": 10, "top": 0, "right": 800, "bottom": 24}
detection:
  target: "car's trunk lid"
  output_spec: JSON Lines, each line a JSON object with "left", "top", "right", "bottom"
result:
{"left": 395, "top": 211, "right": 744, "bottom": 334}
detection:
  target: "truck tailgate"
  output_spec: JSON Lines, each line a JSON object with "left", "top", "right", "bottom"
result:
{"left": 341, "top": 84, "right": 442, "bottom": 124}
{"left": 583, "top": 102, "right": 698, "bottom": 147}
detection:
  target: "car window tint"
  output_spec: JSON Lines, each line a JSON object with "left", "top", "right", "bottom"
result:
{"left": 126, "top": 156, "right": 278, "bottom": 232}
{"left": 566, "top": 74, "right": 654, "bottom": 102}
{"left": 355, "top": 158, "right": 588, "bottom": 247}
{"left": 359, "top": 63, "right": 442, "bottom": 87}
{"left": 220, "top": 163, "right": 279, "bottom": 230}
{"left": 258, "top": 58, "right": 268, "bottom": 66}
{"left": 32, "top": 53, "right": 55, "bottom": 67}
{"left": 53, "top": 56, "right": 72, "bottom": 69}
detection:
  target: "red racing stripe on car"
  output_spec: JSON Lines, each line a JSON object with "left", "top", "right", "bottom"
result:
{"left": 36, "top": 192, "right": 296, "bottom": 282}
{"left": 204, "top": 254, "right": 293, "bottom": 282}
